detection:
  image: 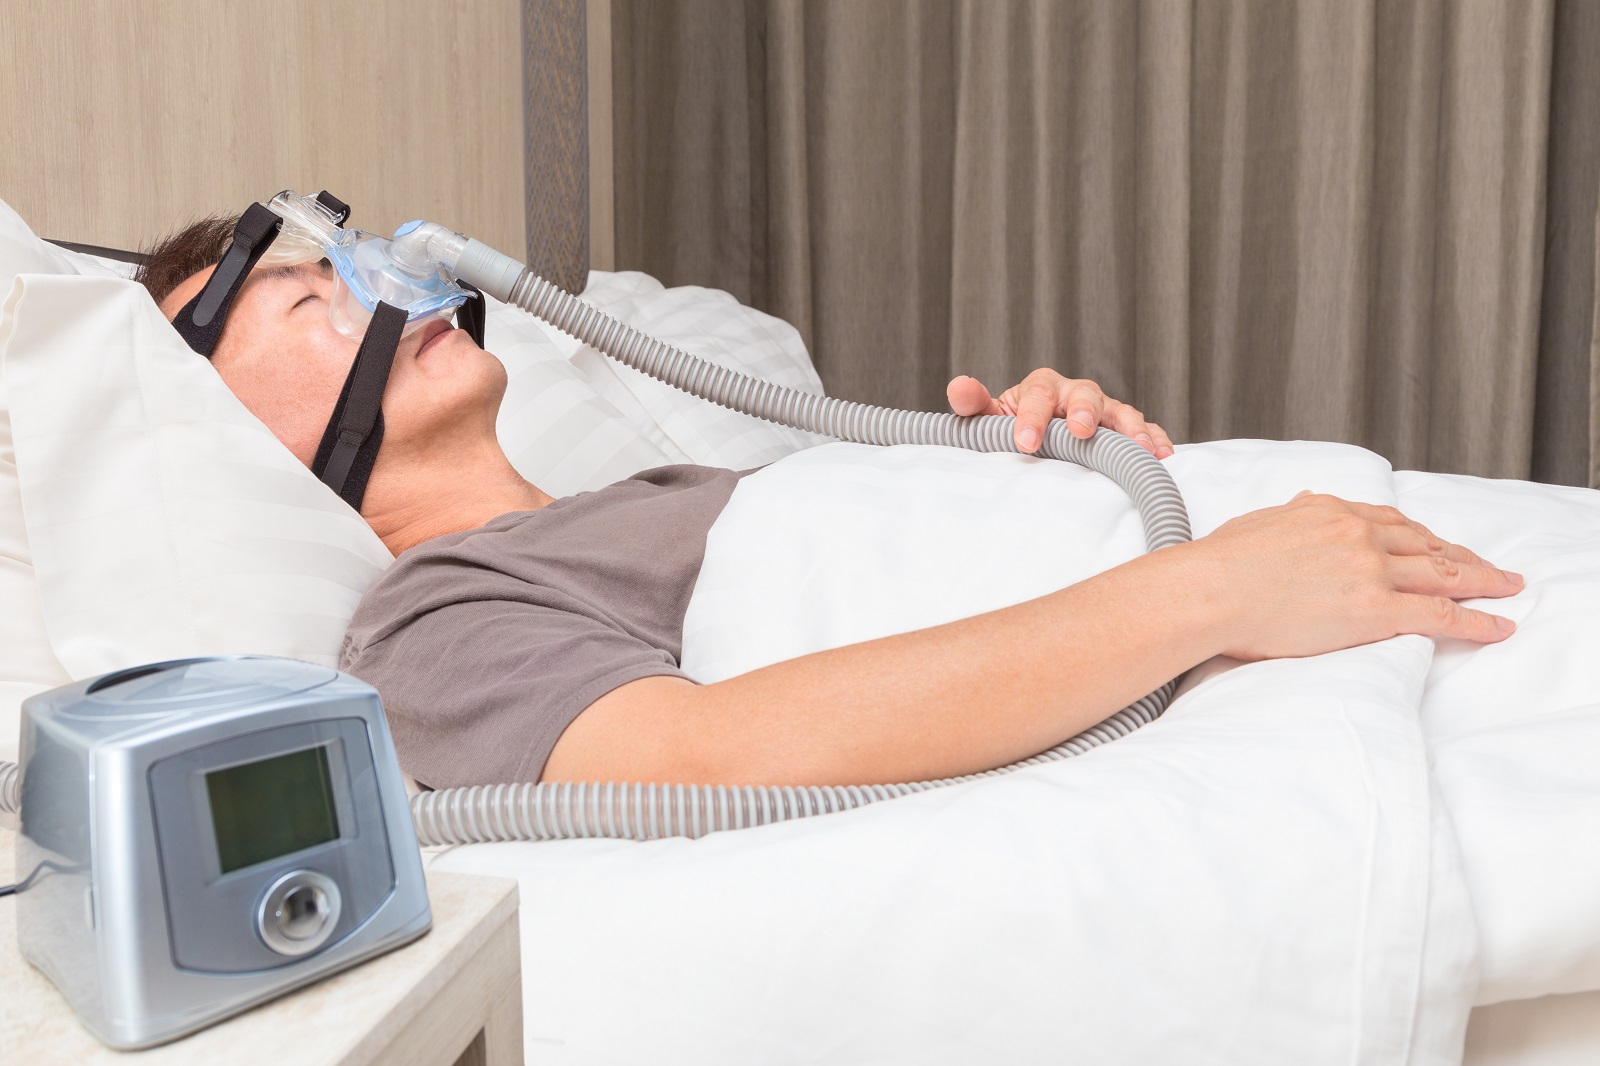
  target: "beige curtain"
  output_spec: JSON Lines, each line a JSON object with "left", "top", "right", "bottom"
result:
{"left": 612, "top": 0, "right": 1600, "bottom": 484}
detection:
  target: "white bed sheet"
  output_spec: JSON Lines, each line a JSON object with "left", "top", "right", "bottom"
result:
{"left": 429, "top": 638, "right": 1475, "bottom": 1064}
{"left": 1394, "top": 470, "right": 1600, "bottom": 1004}
{"left": 427, "top": 438, "right": 1600, "bottom": 1064}
{"left": 681, "top": 440, "right": 1600, "bottom": 1011}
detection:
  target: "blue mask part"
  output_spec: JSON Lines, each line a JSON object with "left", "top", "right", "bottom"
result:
{"left": 260, "top": 191, "right": 471, "bottom": 339}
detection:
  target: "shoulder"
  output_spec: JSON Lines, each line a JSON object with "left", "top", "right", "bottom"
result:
{"left": 397, "top": 464, "right": 739, "bottom": 562}
{"left": 343, "top": 464, "right": 749, "bottom": 659}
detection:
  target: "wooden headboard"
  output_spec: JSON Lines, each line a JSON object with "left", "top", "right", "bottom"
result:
{"left": 0, "top": 0, "right": 606, "bottom": 290}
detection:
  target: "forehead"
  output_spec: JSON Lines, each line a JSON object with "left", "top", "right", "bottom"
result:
{"left": 254, "top": 260, "right": 333, "bottom": 286}
{"left": 158, "top": 259, "right": 331, "bottom": 321}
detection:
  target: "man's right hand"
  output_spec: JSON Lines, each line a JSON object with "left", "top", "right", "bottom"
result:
{"left": 1182, "top": 491, "right": 1523, "bottom": 662}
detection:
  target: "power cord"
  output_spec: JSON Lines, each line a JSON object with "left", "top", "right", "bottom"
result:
{"left": 0, "top": 860, "right": 82, "bottom": 898}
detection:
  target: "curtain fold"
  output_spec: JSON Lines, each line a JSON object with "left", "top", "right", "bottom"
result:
{"left": 612, "top": 0, "right": 1600, "bottom": 484}
{"left": 524, "top": 0, "right": 590, "bottom": 293}
{"left": 1535, "top": 0, "right": 1600, "bottom": 486}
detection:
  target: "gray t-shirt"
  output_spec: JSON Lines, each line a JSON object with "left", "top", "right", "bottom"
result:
{"left": 340, "top": 465, "right": 751, "bottom": 788}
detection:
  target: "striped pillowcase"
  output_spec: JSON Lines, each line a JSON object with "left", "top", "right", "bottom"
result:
{"left": 484, "top": 290, "right": 679, "bottom": 497}
{"left": 558, "top": 271, "right": 832, "bottom": 469}
{"left": 482, "top": 274, "right": 834, "bottom": 491}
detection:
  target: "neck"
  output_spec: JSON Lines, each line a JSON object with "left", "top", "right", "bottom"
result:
{"left": 362, "top": 445, "right": 554, "bottom": 556}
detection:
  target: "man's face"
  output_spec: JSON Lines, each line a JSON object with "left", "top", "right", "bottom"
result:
{"left": 160, "top": 260, "right": 507, "bottom": 474}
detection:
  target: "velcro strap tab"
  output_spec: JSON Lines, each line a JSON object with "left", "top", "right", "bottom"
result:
{"left": 173, "top": 203, "right": 282, "bottom": 356}
{"left": 315, "top": 190, "right": 351, "bottom": 225}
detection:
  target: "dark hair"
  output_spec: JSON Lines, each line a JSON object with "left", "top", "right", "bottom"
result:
{"left": 134, "top": 214, "right": 241, "bottom": 308}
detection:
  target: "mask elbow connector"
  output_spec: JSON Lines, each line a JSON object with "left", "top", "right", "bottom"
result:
{"left": 389, "top": 221, "right": 470, "bottom": 280}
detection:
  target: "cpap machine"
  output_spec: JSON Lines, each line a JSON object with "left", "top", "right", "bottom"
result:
{"left": 6, "top": 657, "right": 429, "bottom": 1048}
{"left": 0, "top": 191, "right": 1192, "bottom": 1046}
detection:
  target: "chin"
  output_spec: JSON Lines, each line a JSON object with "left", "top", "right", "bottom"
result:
{"left": 413, "top": 360, "right": 506, "bottom": 428}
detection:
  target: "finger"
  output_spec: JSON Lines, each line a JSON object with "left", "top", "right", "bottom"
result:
{"left": 1396, "top": 594, "right": 1516, "bottom": 644}
{"left": 1105, "top": 403, "right": 1155, "bottom": 450}
{"left": 1340, "top": 500, "right": 1476, "bottom": 559}
{"left": 1335, "top": 501, "right": 1515, "bottom": 584}
{"left": 1107, "top": 404, "right": 1171, "bottom": 454}
{"left": 946, "top": 375, "right": 1002, "bottom": 417}
{"left": 1060, "top": 381, "right": 1107, "bottom": 440}
{"left": 1372, "top": 521, "right": 1493, "bottom": 568}
{"left": 1012, "top": 374, "right": 1062, "bottom": 452}
{"left": 1343, "top": 501, "right": 1413, "bottom": 526}
{"left": 1146, "top": 422, "right": 1175, "bottom": 459}
{"left": 1386, "top": 554, "right": 1525, "bottom": 600}
{"left": 1365, "top": 510, "right": 1507, "bottom": 576}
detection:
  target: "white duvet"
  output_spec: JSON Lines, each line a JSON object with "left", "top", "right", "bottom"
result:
{"left": 430, "top": 440, "right": 1600, "bottom": 1065}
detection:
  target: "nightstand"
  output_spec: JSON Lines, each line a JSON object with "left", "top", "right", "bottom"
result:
{"left": 0, "top": 827, "right": 523, "bottom": 1065}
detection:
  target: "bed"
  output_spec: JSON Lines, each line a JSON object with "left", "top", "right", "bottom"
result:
{"left": 6, "top": 193, "right": 1600, "bottom": 1064}
{"left": 8, "top": 0, "right": 1600, "bottom": 1056}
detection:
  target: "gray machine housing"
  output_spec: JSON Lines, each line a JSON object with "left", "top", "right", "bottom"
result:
{"left": 15, "top": 656, "right": 431, "bottom": 1049}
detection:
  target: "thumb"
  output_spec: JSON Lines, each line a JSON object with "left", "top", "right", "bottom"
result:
{"left": 946, "top": 375, "right": 1000, "bottom": 417}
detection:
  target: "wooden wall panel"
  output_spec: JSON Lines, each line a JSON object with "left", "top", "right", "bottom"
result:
{"left": 0, "top": 0, "right": 524, "bottom": 257}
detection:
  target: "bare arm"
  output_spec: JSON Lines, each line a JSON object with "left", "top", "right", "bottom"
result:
{"left": 546, "top": 540, "right": 1223, "bottom": 786}
{"left": 542, "top": 493, "right": 1523, "bottom": 786}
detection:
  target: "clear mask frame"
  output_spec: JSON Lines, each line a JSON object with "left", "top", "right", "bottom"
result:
{"left": 258, "top": 191, "right": 471, "bottom": 339}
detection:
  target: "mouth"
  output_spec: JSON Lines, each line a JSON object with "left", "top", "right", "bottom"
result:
{"left": 413, "top": 319, "right": 456, "bottom": 357}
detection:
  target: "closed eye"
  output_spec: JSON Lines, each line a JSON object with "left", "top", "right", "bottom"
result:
{"left": 293, "top": 292, "right": 320, "bottom": 310}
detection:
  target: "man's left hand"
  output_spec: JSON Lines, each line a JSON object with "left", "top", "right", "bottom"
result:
{"left": 946, "top": 369, "right": 1174, "bottom": 458}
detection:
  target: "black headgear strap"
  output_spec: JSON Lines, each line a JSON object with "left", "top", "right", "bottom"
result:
{"left": 455, "top": 281, "right": 487, "bottom": 348}
{"left": 311, "top": 301, "right": 407, "bottom": 510}
{"left": 172, "top": 202, "right": 282, "bottom": 358}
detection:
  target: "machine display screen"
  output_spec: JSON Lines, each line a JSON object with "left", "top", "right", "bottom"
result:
{"left": 205, "top": 745, "right": 340, "bottom": 873}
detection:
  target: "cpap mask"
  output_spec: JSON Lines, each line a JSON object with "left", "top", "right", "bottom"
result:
{"left": 172, "top": 190, "right": 487, "bottom": 512}
{"left": 256, "top": 191, "right": 473, "bottom": 339}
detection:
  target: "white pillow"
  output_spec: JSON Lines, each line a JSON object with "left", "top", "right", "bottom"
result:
{"left": 0, "top": 200, "right": 131, "bottom": 285}
{"left": 0, "top": 283, "right": 70, "bottom": 762}
{"left": 4, "top": 274, "right": 394, "bottom": 677}
{"left": 0, "top": 201, "right": 134, "bottom": 760}
{"left": 486, "top": 290, "right": 676, "bottom": 497}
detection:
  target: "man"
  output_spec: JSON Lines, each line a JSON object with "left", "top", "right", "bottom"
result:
{"left": 139, "top": 218, "right": 1521, "bottom": 791}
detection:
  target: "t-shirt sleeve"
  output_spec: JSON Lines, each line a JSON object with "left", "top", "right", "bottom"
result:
{"left": 342, "top": 598, "right": 691, "bottom": 789}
